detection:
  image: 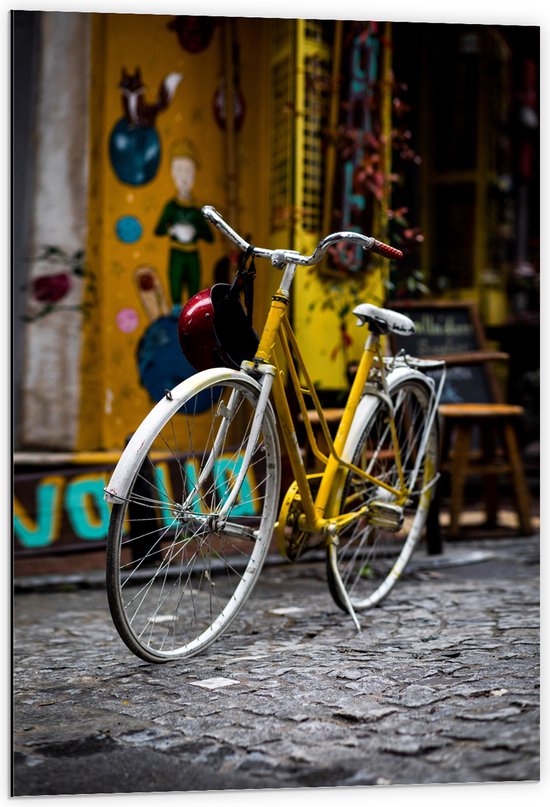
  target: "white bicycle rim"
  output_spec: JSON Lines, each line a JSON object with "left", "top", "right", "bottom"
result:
{"left": 105, "top": 369, "right": 280, "bottom": 662}
{"left": 332, "top": 369, "right": 438, "bottom": 610}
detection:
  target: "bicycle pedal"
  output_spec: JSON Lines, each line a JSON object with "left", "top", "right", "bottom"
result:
{"left": 366, "top": 501, "right": 404, "bottom": 531}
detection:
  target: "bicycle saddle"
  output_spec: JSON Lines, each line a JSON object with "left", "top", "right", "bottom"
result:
{"left": 353, "top": 304, "right": 415, "bottom": 336}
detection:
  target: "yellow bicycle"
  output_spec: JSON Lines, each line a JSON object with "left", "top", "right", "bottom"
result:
{"left": 105, "top": 206, "right": 445, "bottom": 662}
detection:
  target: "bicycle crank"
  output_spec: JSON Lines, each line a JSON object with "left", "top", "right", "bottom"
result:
{"left": 275, "top": 476, "right": 322, "bottom": 561}
{"left": 365, "top": 501, "right": 404, "bottom": 531}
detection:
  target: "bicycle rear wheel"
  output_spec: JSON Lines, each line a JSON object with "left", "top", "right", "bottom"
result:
{"left": 106, "top": 371, "right": 280, "bottom": 662}
{"left": 327, "top": 376, "right": 438, "bottom": 611}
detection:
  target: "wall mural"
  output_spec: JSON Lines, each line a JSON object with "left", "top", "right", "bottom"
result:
{"left": 14, "top": 13, "right": 241, "bottom": 562}
{"left": 107, "top": 45, "right": 215, "bottom": 413}
{"left": 109, "top": 68, "right": 183, "bottom": 185}
{"left": 14, "top": 458, "right": 258, "bottom": 556}
{"left": 92, "top": 14, "right": 224, "bottom": 445}
{"left": 23, "top": 245, "right": 97, "bottom": 323}
{"left": 154, "top": 139, "right": 214, "bottom": 315}
{"left": 123, "top": 136, "right": 215, "bottom": 411}
{"left": 134, "top": 265, "right": 182, "bottom": 400}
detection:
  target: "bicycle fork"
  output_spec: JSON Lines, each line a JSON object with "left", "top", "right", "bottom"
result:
{"left": 216, "top": 366, "right": 276, "bottom": 523}
{"left": 181, "top": 367, "right": 276, "bottom": 536}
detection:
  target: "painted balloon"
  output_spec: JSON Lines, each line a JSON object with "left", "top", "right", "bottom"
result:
{"left": 116, "top": 307, "right": 140, "bottom": 333}
{"left": 109, "top": 119, "right": 161, "bottom": 186}
{"left": 136, "top": 313, "right": 219, "bottom": 413}
{"left": 115, "top": 215, "right": 143, "bottom": 244}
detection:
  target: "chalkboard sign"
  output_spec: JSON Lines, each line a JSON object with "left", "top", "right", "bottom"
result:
{"left": 391, "top": 302, "right": 480, "bottom": 357}
{"left": 419, "top": 363, "right": 492, "bottom": 405}
{"left": 390, "top": 301, "right": 493, "bottom": 405}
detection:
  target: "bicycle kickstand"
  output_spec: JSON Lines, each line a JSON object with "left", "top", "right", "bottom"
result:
{"left": 327, "top": 540, "right": 361, "bottom": 632}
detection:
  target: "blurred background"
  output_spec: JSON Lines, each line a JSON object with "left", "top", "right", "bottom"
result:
{"left": 12, "top": 11, "right": 540, "bottom": 574}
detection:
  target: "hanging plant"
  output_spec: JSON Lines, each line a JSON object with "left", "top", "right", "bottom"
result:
{"left": 308, "top": 24, "right": 430, "bottom": 367}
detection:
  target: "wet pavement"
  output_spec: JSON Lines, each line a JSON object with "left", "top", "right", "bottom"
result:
{"left": 12, "top": 535, "right": 540, "bottom": 797}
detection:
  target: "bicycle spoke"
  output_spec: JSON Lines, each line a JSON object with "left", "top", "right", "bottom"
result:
{"left": 106, "top": 376, "right": 280, "bottom": 661}
{"left": 328, "top": 379, "right": 438, "bottom": 612}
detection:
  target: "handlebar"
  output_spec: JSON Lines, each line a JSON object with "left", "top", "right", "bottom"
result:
{"left": 202, "top": 205, "right": 403, "bottom": 266}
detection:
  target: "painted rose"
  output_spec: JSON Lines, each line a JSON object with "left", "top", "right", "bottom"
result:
{"left": 32, "top": 273, "right": 71, "bottom": 304}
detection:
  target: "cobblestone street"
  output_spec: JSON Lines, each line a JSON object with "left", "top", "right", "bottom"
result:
{"left": 12, "top": 536, "right": 540, "bottom": 797}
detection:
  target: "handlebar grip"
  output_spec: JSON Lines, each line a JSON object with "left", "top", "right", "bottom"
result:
{"left": 371, "top": 239, "right": 403, "bottom": 260}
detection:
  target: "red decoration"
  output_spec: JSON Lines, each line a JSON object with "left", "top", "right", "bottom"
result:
{"left": 213, "top": 82, "right": 246, "bottom": 133}
{"left": 32, "top": 273, "right": 71, "bottom": 304}
{"left": 168, "top": 16, "right": 217, "bottom": 54}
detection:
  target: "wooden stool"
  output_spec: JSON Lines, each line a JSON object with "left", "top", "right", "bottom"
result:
{"left": 438, "top": 403, "right": 533, "bottom": 538}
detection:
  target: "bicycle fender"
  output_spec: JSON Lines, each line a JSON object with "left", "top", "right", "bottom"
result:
{"left": 341, "top": 366, "right": 434, "bottom": 464}
{"left": 104, "top": 368, "right": 262, "bottom": 504}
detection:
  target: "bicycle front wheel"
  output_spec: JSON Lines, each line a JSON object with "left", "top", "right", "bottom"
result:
{"left": 328, "top": 375, "right": 438, "bottom": 611}
{"left": 106, "top": 371, "right": 280, "bottom": 662}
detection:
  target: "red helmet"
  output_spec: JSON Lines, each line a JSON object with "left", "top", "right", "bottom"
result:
{"left": 178, "top": 283, "right": 259, "bottom": 371}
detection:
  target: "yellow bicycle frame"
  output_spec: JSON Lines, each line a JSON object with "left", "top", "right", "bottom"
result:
{"left": 249, "top": 281, "right": 408, "bottom": 539}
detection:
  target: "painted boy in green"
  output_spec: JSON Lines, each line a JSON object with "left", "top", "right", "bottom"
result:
{"left": 154, "top": 140, "right": 213, "bottom": 313}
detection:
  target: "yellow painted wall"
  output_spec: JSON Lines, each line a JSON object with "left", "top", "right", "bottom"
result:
{"left": 78, "top": 13, "right": 390, "bottom": 452}
{"left": 79, "top": 13, "right": 271, "bottom": 451}
{"left": 294, "top": 265, "right": 385, "bottom": 391}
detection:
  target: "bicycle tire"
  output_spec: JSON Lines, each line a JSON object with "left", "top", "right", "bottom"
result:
{"left": 106, "top": 370, "right": 280, "bottom": 662}
{"left": 327, "top": 373, "right": 438, "bottom": 611}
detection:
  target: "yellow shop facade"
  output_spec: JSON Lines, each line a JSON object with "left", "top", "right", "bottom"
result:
{"left": 14, "top": 12, "right": 393, "bottom": 565}
{"left": 13, "top": 12, "right": 539, "bottom": 566}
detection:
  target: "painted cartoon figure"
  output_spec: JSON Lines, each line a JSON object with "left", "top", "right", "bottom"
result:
{"left": 154, "top": 139, "right": 214, "bottom": 314}
{"left": 109, "top": 68, "right": 183, "bottom": 186}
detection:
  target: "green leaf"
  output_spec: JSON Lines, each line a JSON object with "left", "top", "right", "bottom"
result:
{"left": 39, "top": 245, "right": 66, "bottom": 260}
